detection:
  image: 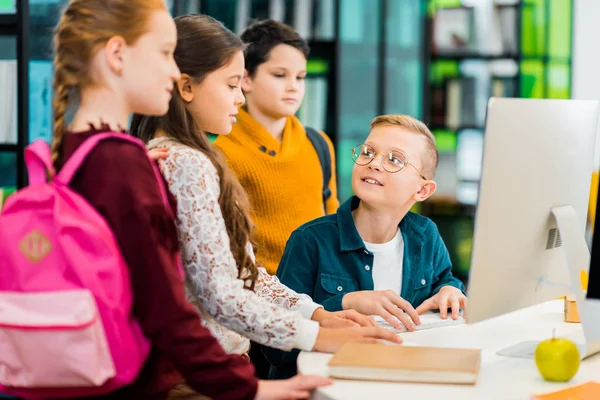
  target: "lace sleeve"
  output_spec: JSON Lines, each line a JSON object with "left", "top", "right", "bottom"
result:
{"left": 159, "top": 145, "right": 314, "bottom": 351}
{"left": 253, "top": 264, "right": 323, "bottom": 320}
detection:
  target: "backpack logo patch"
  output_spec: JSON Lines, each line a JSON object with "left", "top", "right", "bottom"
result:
{"left": 19, "top": 230, "right": 52, "bottom": 263}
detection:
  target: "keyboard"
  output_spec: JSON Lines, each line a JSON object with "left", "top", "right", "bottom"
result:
{"left": 372, "top": 311, "right": 465, "bottom": 333}
{"left": 496, "top": 340, "right": 587, "bottom": 359}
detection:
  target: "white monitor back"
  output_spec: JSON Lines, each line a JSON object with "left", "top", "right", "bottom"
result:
{"left": 466, "top": 98, "right": 599, "bottom": 324}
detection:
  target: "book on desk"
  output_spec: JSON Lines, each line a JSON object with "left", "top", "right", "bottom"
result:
{"left": 327, "top": 343, "right": 481, "bottom": 385}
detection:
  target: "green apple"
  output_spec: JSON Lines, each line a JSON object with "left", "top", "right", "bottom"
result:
{"left": 534, "top": 330, "right": 580, "bottom": 382}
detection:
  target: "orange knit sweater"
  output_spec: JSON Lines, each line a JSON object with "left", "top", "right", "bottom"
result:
{"left": 214, "top": 108, "right": 339, "bottom": 275}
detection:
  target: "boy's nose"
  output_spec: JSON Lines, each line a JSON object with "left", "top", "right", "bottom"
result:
{"left": 288, "top": 78, "right": 300, "bottom": 91}
{"left": 369, "top": 159, "right": 383, "bottom": 172}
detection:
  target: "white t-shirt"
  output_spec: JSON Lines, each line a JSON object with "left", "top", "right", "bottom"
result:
{"left": 364, "top": 229, "right": 404, "bottom": 295}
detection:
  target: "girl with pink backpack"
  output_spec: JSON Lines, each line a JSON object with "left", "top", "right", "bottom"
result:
{"left": 0, "top": 0, "right": 331, "bottom": 399}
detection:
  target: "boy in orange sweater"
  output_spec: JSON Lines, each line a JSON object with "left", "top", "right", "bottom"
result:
{"left": 214, "top": 20, "right": 339, "bottom": 276}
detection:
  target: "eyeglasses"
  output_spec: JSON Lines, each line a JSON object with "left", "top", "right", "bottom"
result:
{"left": 351, "top": 143, "right": 427, "bottom": 180}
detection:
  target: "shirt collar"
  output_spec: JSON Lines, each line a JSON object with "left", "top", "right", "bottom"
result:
{"left": 336, "top": 196, "right": 428, "bottom": 252}
{"left": 337, "top": 196, "right": 365, "bottom": 252}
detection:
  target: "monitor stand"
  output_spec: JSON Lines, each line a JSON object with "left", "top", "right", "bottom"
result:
{"left": 496, "top": 205, "right": 600, "bottom": 360}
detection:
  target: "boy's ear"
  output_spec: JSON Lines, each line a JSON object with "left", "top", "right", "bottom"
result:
{"left": 176, "top": 73, "right": 194, "bottom": 103}
{"left": 413, "top": 180, "right": 437, "bottom": 202}
{"left": 241, "top": 69, "right": 253, "bottom": 93}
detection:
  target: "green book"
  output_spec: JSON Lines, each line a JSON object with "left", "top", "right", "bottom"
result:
{"left": 0, "top": 0, "right": 14, "bottom": 11}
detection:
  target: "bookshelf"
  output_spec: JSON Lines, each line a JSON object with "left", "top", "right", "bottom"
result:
{"left": 0, "top": 0, "right": 75, "bottom": 203}
{"left": 336, "top": 0, "right": 427, "bottom": 199}
{"left": 176, "top": 0, "right": 341, "bottom": 173}
{"left": 0, "top": 0, "right": 427, "bottom": 206}
{"left": 184, "top": 0, "right": 427, "bottom": 201}
{"left": 0, "top": 0, "right": 575, "bottom": 286}
{"left": 0, "top": 0, "right": 28, "bottom": 205}
{"left": 423, "top": 0, "right": 574, "bottom": 282}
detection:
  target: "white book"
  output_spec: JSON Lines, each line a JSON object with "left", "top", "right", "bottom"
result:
{"left": 446, "top": 79, "right": 462, "bottom": 130}
{"left": 0, "top": 60, "right": 17, "bottom": 144}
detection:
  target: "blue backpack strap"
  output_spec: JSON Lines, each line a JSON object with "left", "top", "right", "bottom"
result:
{"left": 305, "top": 127, "right": 332, "bottom": 213}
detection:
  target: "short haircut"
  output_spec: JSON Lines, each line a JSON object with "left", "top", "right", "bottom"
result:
{"left": 240, "top": 19, "right": 310, "bottom": 77}
{"left": 369, "top": 114, "right": 439, "bottom": 179}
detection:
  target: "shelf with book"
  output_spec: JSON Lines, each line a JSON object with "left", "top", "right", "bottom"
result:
{"left": 0, "top": 0, "right": 27, "bottom": 196}
{"left": 0, "top": 0, "right": 69, "bottom": 196}
{"left": 0, "top": 13, "right": 16, "bottom": 34}
{"left": 192, "top": 0, "right": 427, "bottom": 202}
{"left": 0, "top": 50, "right": 17, "bottom": 149}
{"left": 336, "top": 0, "right": 427, "bottom": 199}
{"left": 432, "top": 53, "right": 520, "bottom": 61}
{"left": 494, "top": 2, "right": 523, "bottom": 9}
{"left": 0, "top": 144, "right": 17, "bottom": 151}
{"left": 186, "top": 0, "right": 346, "bottom": 193}
{"left": 0, "top": 0, "right": 15, "bottom": 11}
{"left": 429, "top": 124, "right": 484, "bottom": 131}
{"left": 297, "top": 58, "right": 333, "bottom": 134}
{"left": 424, "top": 0, "right": 573, "bottom": 282}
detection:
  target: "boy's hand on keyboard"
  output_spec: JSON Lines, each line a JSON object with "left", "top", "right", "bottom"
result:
{"left": 415, "top": 286, "right": 467, "bottom": 320}
{"left": 341, "top": 290, "right": 421, "bottom": 331}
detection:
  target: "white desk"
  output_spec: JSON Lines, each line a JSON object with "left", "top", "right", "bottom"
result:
{"left": 298, "top": 300, "right": 600, "bottom": 400}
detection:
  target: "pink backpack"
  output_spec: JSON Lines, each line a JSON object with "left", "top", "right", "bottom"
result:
{"left": 0, "top": 133, "right": 173, "bottom": 399}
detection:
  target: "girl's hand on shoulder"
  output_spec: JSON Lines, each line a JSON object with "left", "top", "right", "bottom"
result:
{"left": 148, "top": 147, "right": 169, "bottom": 161}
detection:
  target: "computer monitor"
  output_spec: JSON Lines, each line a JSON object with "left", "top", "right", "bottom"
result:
{"left": 465, "top": 98, "right": 599, "bottom": 356}
{"left": 581, "top": 180, "right": 600, "bottom": 353}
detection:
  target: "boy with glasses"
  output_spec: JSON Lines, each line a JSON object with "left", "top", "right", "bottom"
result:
{"left": 266, "top": 114, "right": 467, "bottom": 378}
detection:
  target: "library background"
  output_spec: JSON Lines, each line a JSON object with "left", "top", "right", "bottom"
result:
{"left": 0, "top": 0, "right": 597, "bottom": 286}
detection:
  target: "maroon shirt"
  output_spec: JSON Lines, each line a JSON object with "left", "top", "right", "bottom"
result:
{"left": 56, "top": 129, "right": 258, "bottom": 400}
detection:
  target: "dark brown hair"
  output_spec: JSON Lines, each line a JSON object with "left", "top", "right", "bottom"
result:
{"left": 240, "top": 19, "right": 309, "bottom": 77}
{"left": 51, "top": 0, "right": 166, "bottom": 161}
{"left": 131, "top": 14, "right": 258, "bottom": 290}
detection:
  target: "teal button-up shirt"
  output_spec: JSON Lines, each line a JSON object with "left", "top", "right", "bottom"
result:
{"left": 276, "top": 196, "right": 465, "bottom": 311}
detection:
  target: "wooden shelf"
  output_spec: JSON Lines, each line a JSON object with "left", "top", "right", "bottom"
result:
{"left": 308, "top": 39, "right": 335, "bottom": 46}
{"left": 431, "top": 54, "right": 572, "bottom": 64}
{"left": 0, "top": 144, "right": 18, "bottom": 152}
{"left": 429, "top": 125, "right": 485, "bottom": 132}
{"left": 434, "top": 5, "right": 475, "bottom": 11}
{"left": 432, "top": 53, "right": 520, "bottom": 62}
{"left": 422, "top": 197, "right": 477, "bottom": 216}
{"left": 0, "top": 14, "right": 17, "bottom": 25}
{"left": 342, "top": 42, "right": 419, "bottom": 58}
{"left": 493, "top": 1, "right": 523, "bottom": 8}
{"left": 0, "top": 13, "right": 17, "bottom": 34}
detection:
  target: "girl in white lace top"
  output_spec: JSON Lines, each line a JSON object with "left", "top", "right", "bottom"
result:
{"left": 132, "top": 15, "right": 398, "bottom": 359}
{"left": 147, "top": 137, "right": 323, "bottom": 353}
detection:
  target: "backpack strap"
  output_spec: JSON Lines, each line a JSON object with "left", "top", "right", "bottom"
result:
{"left": 305, "top": 127, "right": 332, "bottom": 213}
{"left": 56, "top": 133, "right": 173, "bottom": 216}
{"left": 24, "top": 140, "right": 55, "bottom": 186}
